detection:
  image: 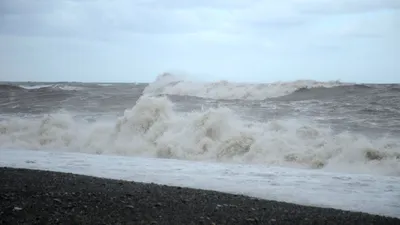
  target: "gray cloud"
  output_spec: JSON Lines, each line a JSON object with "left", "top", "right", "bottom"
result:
{"left": 295, "top": 0, "right": 400, "bottom": 15}
{"left": 0, "top": 0, "right": 58, "bottom": 15}
{"left": 133, "top": 0, "right": 258, "bottom": 9}
{"left": 0, "top": 0, "right": 230, "bottom": 38}
{"left": 0, "top": 0, "right": 396, "bottom": 49}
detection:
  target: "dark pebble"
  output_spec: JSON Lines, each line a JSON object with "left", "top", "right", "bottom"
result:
{"left": 0, "top": 167, "right": 399, "bottom": 225}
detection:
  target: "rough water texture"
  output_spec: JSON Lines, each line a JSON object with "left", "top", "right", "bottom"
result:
{"left": 0, "top": 73, "right": 399, "bottom": 176}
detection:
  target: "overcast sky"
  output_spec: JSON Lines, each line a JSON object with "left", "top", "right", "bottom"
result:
{"left": 0, "top": 0, "right": 398, "bottom": 83}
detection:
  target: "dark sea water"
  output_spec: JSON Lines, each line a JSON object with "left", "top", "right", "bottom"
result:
{"left": 0, "top": 74, "right": 399, "bottom": 176}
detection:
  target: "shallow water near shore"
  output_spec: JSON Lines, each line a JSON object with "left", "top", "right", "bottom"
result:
{"left": 1, "top": 149, "right": 399, "bottom": 218}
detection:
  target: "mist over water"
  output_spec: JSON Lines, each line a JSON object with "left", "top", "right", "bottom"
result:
{"left": 1, "top": 74, "right": 399, "bottom": 176}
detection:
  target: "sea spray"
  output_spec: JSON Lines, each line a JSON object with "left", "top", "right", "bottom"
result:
{"left": 0, "top": 95, "right": 399, "bottom": 176}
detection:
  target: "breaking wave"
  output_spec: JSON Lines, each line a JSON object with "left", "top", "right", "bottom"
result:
{"left": 143, "top": 73, "right": 349, "bottom": 100}
{"left": 0, "top": 84, "right": 25, "bottom": 90}
{"left": 0, "top": 95, "right": 399, "bottom": 176}
{"left": 0, "top": 83, "right": 82, "bottom": 91}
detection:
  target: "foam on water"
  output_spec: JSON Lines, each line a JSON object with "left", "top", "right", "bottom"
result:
{"left": 19, "top": 84, "right": 54, "bottom": 89}
{"left": 1, "top": 95, "right": 399, "bottom": 176}
{"left": 1, "top": 149, "right": 399, "bottom": 218}
{"left": 52, "top": 84, "right": 83, "bottom": 91}
{"left": 143, "top": 73, "right": 349, "bottom": 100}
{"left": 5, "top": 84, "right": 83, "bottom": 91}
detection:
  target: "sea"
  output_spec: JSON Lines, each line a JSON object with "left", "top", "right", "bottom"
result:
{"left": 1, "top": 73, "right": 399, "bottom": 218}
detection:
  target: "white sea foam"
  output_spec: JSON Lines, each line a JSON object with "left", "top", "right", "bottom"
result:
{"left": 1, "top": 149, "right": 399, "bottom": 218}
{"left": 19, "top": 84, "right": 54, "bottom": 89}
{"left": 97, "top": 83, "right": 113, "bottom": 87}
{"left": 143, "top": 73, "right": 349, "bottom": 100}
{"left": 52, "top": 84, "right": 82, "bottom": 91}
{"left": 0, "top": 95, "right": 398, "bottom": 176}
{"left": 17, "top": 84, "right": 82, "bottom": 91}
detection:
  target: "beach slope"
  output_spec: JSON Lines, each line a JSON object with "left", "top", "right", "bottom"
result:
{"left": 0, "top": 167, "right": 398, "bottom": 225}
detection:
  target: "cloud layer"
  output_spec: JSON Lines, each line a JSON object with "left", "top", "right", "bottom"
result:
{"left": 0, "top": 0, "right": 398, "bottom": 83}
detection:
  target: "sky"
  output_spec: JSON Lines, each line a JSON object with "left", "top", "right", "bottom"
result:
{"left": 0, "top": 0, "right": 398, "bottom": 83}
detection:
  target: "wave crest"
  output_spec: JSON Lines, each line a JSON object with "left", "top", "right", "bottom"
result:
{"left": 0, "top": 83, "right": 82, "bottom": 91}
{"left": 143, "top": 73, "right": 348, "bottom": 100}
{"left": 0, "top": 84, "right": 24, "bottom": 91}
{"left": 0, "top": 96, "right": 399, "bottom": 176}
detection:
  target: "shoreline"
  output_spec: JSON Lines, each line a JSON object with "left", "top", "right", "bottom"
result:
{"left": 1, "top": 167, "right": 399, "bottom": 225}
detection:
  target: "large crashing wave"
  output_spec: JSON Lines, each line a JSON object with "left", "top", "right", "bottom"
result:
{"left": 0, "top": 95, "right": 399, "bottom": 176}
{"left": 143, "top": 73, "right": 349, "bottom": 100}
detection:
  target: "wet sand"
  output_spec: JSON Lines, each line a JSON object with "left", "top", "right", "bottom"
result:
{"left": 1, "top": 167, "right": 398, "bottom": 225}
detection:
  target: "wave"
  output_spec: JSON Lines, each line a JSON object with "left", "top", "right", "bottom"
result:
{"left": 0, "top": 84, "right": 25, "bottom": 90}
{"left": 19, "top": 84, "right": 54, "bottom": 90}
{"left": 50, "top": 84, "right": 83, "bottom": 91}
{"left": 0, "top": 83, "right": 82, "bottom": 91}
{"left": 0, "top": 95, "right": 398, "bottom": 176}
{"left": 143, "top": 73, "right": 350, "bottom": 100}
{"left": 294, "top": 84, "right": 372, "bottom": 93}
{"left": 272, "top": 84, "right": 374, "bottom": 101}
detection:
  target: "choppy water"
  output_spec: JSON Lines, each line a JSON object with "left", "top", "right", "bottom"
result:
{"left": 1, "top": 73, "right": 399, "bottom": 176}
